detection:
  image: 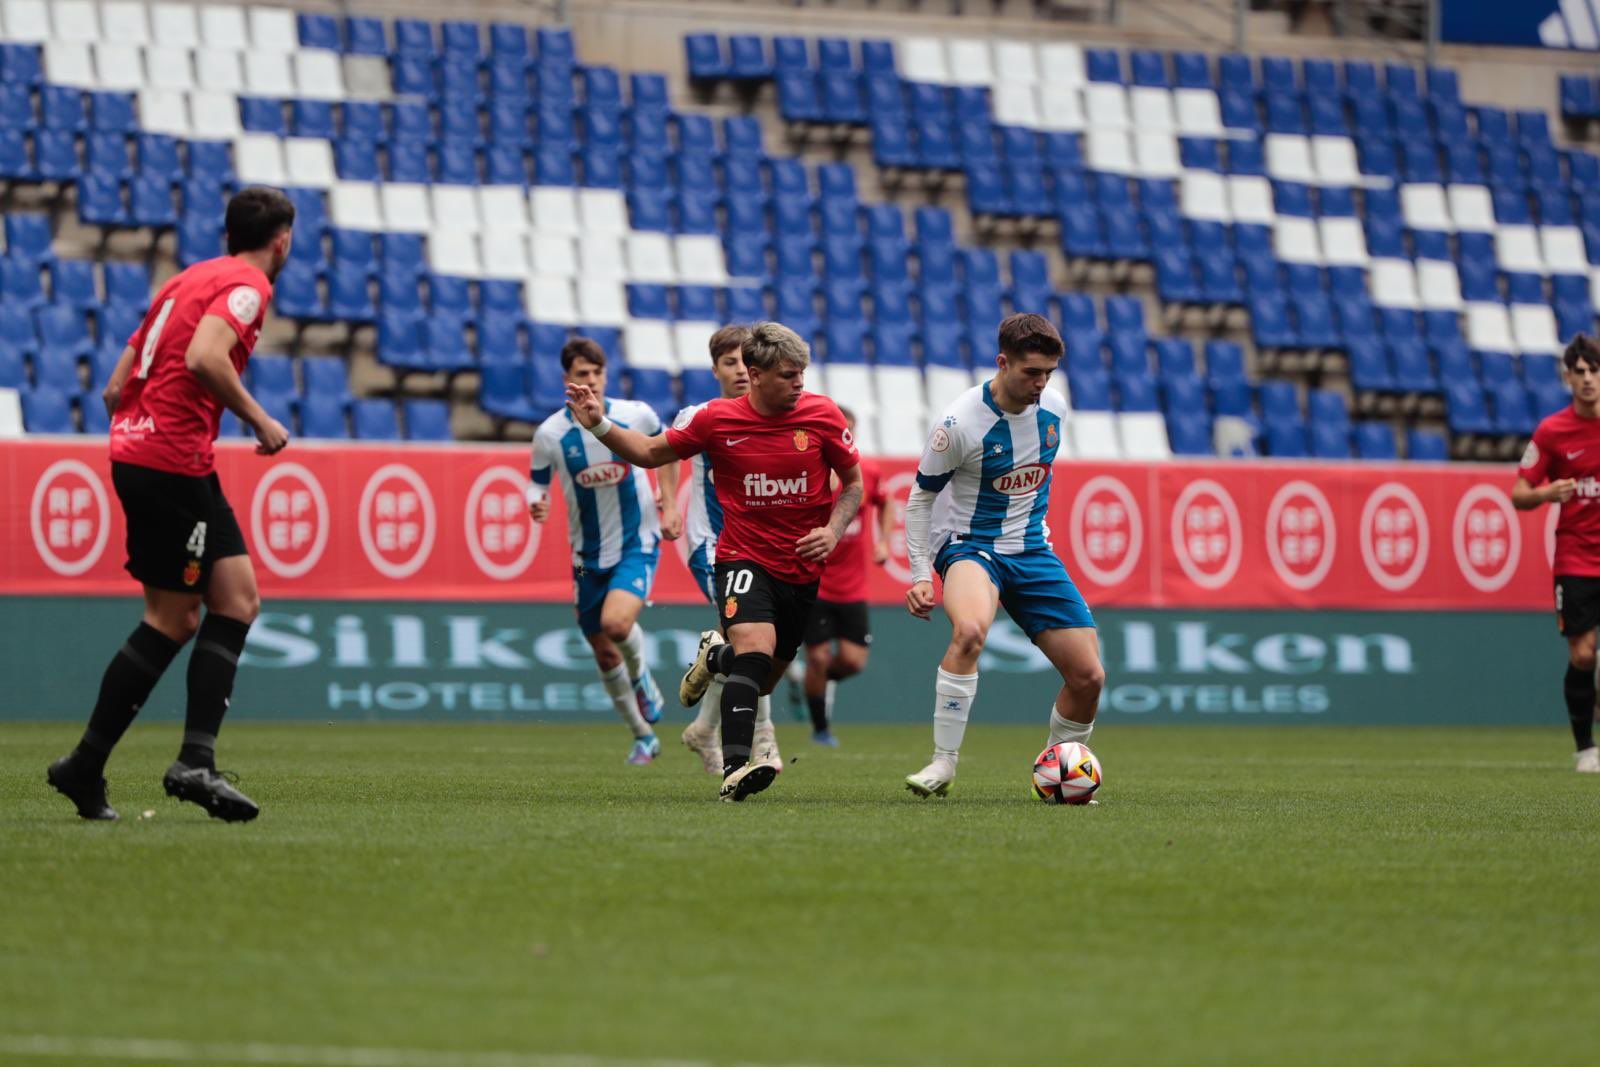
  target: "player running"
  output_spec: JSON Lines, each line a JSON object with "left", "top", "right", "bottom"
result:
{"left": 900, "top": 313, "right": 1105, "bottom": 798}
{"left": 563, "top": 322, "right": 862, "bottom": 801}
{"left": 799, "top": 406, "right": 892, "bottom": 747}
{"left": 677, "top": 324, "right": 785, "bottom": 776}
{"left": 528, "top": 338, "right": 678, "bottom": 765}
{"left": 46, "top": 186, "right": 295, "bottom": 822}
{"left": 1513, "top": 333, "right": 1600, "bottom": 774}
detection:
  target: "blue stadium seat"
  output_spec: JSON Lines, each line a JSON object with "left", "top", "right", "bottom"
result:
{"left": 129, "top": 174, "right": 178, "bottom": 227}
{"left": 298, "top": 12, "right": 340, "bottom": 51}
{"left": 395, "top": 18, "right": 436, "bottom": 56}
{"left": 728, "top": 35, "right": 771, "bottom": 80}
{"left": 32, "top": 347, "right": 83, "bottom": 393}
{"left": 2, "top": 255, "right": 45, "bottom": 308}
{"left": 328, "top": 263, "right": 376, "bottom": 321}
{"left": 273, "top": 265, "right": 324, "bottom": 320}
{"left": 404, "top": 399, "right": 453, "bottom": 441}
{"left": 1445, "top": 381, "right": 1493, "bottom": 435}
{"left": 240, "top": 97, "right": 287, "bottom": 136}
{"left": 0, "top": 43, "right": 44, "bottom": 87}
{"left": 300, "top": 392, "right": 349, "bottom": 438}
{"left": 1406, "top": 428, "right": 1448, "bottom": 461}
{"left": 346, "top": 17, "right": 389, "bottom": 56}
{"left": 77, "top": 174, "right": 128, "bottom": 228}
{"left": 36, "top": 304, "right": 92, "bottom": 361}
{"left": 352, "top": 398, "right": 401, "bottom": 440}
{"left": 684, "top": 34, "right": 726, "bottom": 81}
{"left": 626, "top": 368, "right": 676, "bottom": 412}
{"left": 22, "top": 386, "right": 74, "bottom": 432}
{"left": 302, "top": 358, "right": 352, "bottom": 404}
{"left": 103, "top": 261, "right": 149, "bottom": 311}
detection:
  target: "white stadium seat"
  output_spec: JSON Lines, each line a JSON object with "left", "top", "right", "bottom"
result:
{"left": 294, "top": 50, "right": 345, "bottom": 101}
{"left": 673, "top": 323, "right": 719, "bottom": 372}
{"left": 478, "top": 229, "right": 530, "bottom": 279}
{"left": 1541, "top": 226, "right": 1590, "bottom": 275}
{"left": 1227, "top": 176, "right": 1275, "bottom": 225}
{"left": 899, "top": 38, "right": 948, "bottom": 83}
{"left": 1446, "top": 185, "right": 1494, "bottom": 232}
{"left": 822, "top": 364, "right": 876, "bottom": 412}
{"left": 1085, "top": 129, "right": 1134, "bottom": 174}
{"left": 430, "top": 185, "right": 480, "bottom": 231}
{"left": 248, "top": 7, "right": 299, "bottom": 53}
{"left": 626, "top": 232, "right": 677, "bottom": 283}
{"left": 199, "top": 5, "right": 249, "bottom": 49}
{"left": 528, "top": 234, "right": 577, "bottom": 277}
{"left": 1133, "top": 132, "right": 1181, "bottom": 178}
{"left": 1181, "top": 171, "right": 1231, "bottom": 222}
{"left": 945, "top": 38, "right": 994, "bottom": 86}
{"left": 50, "top": 0, "right": 99, "bottom": 43}
{"left": 529, "top": 187, "right": 581, "bottom": 237}
{"left": 1214, "top": 415, "right": 1257, "bottom": 457}
{"left": 577, "top": 280, "right": 627, "bottom": 326}
{"left": 145, "top": 46, "right": 195, "bottom": 92}
{"left": 1129, "top": 87, "right": 1175, "bottom": 132}
{"left": 188, "top": 90, "right": 242, "bottom": 138}
{"left": 1400, "top": 183, "right": 1452, "bottom": 232}
{"left": 1416, "top": 259, "right": 1463, "bottom": 310}
{"left": 0, "top": 387, "right": 22, "bottom": 437}
{"left": 925, "top": 366, "right": 976, "bottom": 413}
{"left": 991, "top": 84, "right": 1040, "bottom": 128}
{"left": 1070, "top": 411, "right": 1122, "bottom": 459}
{"left": 578, "top": 189, "right": 629, "bottom": 236}
{"left": 1, "top": 0, "right": 50, "bottom": 42}
{"left": 137, "top": 88, "right": 190, "bottom": 136}
{"left": 873, "top": 370, "right": 929, "bottom": 457}
{"left": 244, "top": 50, "right": 294, "bottom": 96}
{"left": 42, "top": 43, "right": 95, "bottom": 89}
{"left": 1310, "top": 136, "right": 1361, "bottom": 186}
{"left": 1368, "top": 259, "right": 1421, "bottom": 309}
{"left": 1274, "top": 217, "right": 1323, "bottom": 265}
{"left": 1319, "top": 217, "right": 1369, "bottom": 266}
{"left": 1511, "top": 304, "right": 1561, "bottom": 354}
{"left": 1037, "top": 85, "right": 1085, "bottom": 131}
{"left": 1120, "top": 413, "right": 1173, "bottom": 460}
{"left": 101, "top": 1, "right": 152, "bottom": 45}
{"left": 676, "top": 235, "right": 728, "bottom": 284}
{"left": 1465, "top": 303, "right": 1516, "bottom": 352}
{"left": 428, "top": 229, "right": 481, "bottom": 277}
{"left": 524, "top": 276, "right": 578, "bottom": 325}
{"left": 380, "top": 184, "right": 432, "bottom": 233}
{"left": 1174, "top": 89, "right": 1225, "bottom": 137}
{"left": 233, "top": 133, "right": 286, "bottom": 186}
{"left": 992, "top": 41, "right": 1039, "bottom": 84}
{"left": 283, "top": 138, "right": 335, "bottom": 188}
{"left": 1265, "top": 134, "right": 1316, "bottom": 185}
{"left": 94, "top": 44, "right": 147, "bottom": 91}
{"left": 1495, "top": 225, "right": 1544, "bottom": 274}
{"left": 850, "top": 414, "right": 884, "bottom": 459}
{"left": 478, "top": 188, "right": 529, "bottom": 232}
{"left": 329, "top": 182, "right": 383, "bottom": 231}
{"left": 150, "top": 2, "right": 200, "bottom": 47}
{"left": 195, "top": 49, "right": 244, "bottom": 92}
{"left": 1037, "top": 42, "right": 1086, "bottom": 86}
{"left": 577, "top": 235, "right": 626, "bottom": 280}
{"left": 624, "top": 322, "right": 677, "bottom": 371}
{"left": 1083, "top": 84, "right": 1130, "bottom": 129}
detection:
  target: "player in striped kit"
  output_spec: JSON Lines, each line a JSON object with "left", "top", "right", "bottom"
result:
{"left": 901, "top": 314, "right": 1106, "bottom": 798}
{"left": 528, "top": 338, "right": 678, "bottom": 765}
{"left": 676, "top": 326, "right": 784, "bottom": 775}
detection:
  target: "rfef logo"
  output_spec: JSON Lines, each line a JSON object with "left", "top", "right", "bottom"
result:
{"left": 743, "top": 472, "right": 808, "bottom": 497}
{"left": 249, "top": 463, "right": 329, "bottom": 579}
{"left": 574, "top": 462, "right": 628, "bottom": 490}
{"left": 30, "top": 459, "right": 110, "bottom": 576}
{"left": 1171, "top": 479, "right": 1242, "bottom": 590}
{"left": 1265, "top": 481, "right": 1335, "bottom": 591}
{"left": 990, "top": 463, "right": 1047, "bottom": 496}
{"left": 1453, "top": 484, "right": 1520, "bottom": 593}
{"left": 1359, "top": 483, "right": 1428, "bottom": 592}
{"left": 1068, "top": 475, "right": 1142, "bottom": 587}
{"left": 465, "top": 465, "right": 540, "bottom": 581}
{"left": 359, "top": 464, "right": 436, "bottom": 580}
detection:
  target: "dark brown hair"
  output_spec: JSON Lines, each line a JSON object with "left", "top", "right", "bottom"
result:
{"left": 997, "top": 313, "right": 1064, "bottom": 361}
{"left": 225, "top": 186, "right": 295, "bottom": 254}
{"left": 560, "top": 337, "right": 606, "bottom": 372}
{"left": 1563, "top": 334, "right": 1600, "bottom": 373}
{"left": 709, "top": 324, "right": 752, "bottom": 362}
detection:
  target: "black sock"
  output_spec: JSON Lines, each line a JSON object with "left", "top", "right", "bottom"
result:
{"left": 1564, "top": 664, "right": 1596, "bottom": 752}
{"left": 709, "top": 642, "right": 736, "bottom": 677}
{"left": 181, "top": 614, "right": 252, "bottom": 769}
{"left": 808, "top": 693, "right": 829, "bottom": 733}
{"left": 719, "top": 652, "right": 770, "bottom": 774}
{"left": 77, "top": 622, "right": 183, "bottom": 771}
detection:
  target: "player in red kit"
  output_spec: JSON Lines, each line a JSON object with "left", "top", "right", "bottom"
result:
{"left": 47, "top": 187, "right": 295, "bottom": 821}
{"left": 799, "top": 406, "right": 893, "bottom": 746}
{"left": 1514, "top": 334, "right": 1600, "bottom": 774}
{"left": 563, "top": 322, "right": 863, "bottom": 801}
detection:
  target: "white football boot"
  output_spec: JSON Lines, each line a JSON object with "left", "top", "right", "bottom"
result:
{"left": 719, "top": 757, "right": 781, "bottom": 802}
{"left": 752, "top": 719, "right": 784, "bottom": 774}
{"left": 904, "top": 758, "right": 956, "bottom": 798}
{"left": 680, "top": 723, "right": 723, "bottom": 775}
{"left": 1576, "top": 747, "right": 1600, "bottom": 773}
{"left": 679, "top": 629, "right": 725, "bottom": 706}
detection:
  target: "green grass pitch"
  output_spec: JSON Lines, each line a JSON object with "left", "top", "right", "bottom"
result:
{"left": 1, "top": 722, "right": 1597, "bottom": 1067}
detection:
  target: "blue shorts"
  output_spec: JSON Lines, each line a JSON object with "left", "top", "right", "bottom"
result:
{"left": 688, "top": 542, "right": 716, "bottom": 606}
{"left": 934, "top": 541, "right": 1095, "bottom": 638}
{"left": 574, "top": 550, "right": 658, "bottom": 636}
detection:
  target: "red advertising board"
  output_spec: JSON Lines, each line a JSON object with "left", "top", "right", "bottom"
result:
{"left": 0, "top": 438, "right": 1560, "bottom": 611}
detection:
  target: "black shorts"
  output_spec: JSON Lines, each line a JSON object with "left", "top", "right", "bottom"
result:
{"left": 804, "top": 598, "right": 872, "bottom": 648}
{"left": 714, "top": 560, "right": 819, "bottom": 664}
{"left": 1555, "top": 575, "right": 1600, "bottom": 636}
{"left": 113, "top": 461, "right": 248, "bottom": 593}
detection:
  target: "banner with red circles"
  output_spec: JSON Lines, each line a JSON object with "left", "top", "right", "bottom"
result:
{"left": 0, "top": 439, "right": 1564, "bottom": 610}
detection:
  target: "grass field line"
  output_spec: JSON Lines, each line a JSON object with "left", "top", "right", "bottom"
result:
{"left": 0, "top": 1035, "right": 846, "bottom": 1067}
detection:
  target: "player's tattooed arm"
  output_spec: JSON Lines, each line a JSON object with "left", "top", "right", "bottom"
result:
{"left": 101, "top": 344, "right": 136, "bottom": 417}
{"left": 564, "top": 383, "right": 680, "bottom": 468}
{"left": 798, "top": 464, "right": 863, "bottom": 562}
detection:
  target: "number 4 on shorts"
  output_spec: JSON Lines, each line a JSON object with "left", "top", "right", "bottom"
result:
{"left": 186, "top": 521, "right": 208, "bottom": 557}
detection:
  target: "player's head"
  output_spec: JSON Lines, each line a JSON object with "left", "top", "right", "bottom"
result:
{"left": 1563, "top": 335, "right": 1600, "bottom": 402}
{"left": 838, "top": 404, "right": 856, "bottom": 433}
{"left": 993, "top": 313, "right": 1064, "bottom": 406}
{"left": 742, "top": 322, "right": 810, "bottom": 412}
{"left": 560, "top": 337, "right": 608, "bottom": 394}
{"left": 225, "top": 186, "right": 295, "bottom": 280}
{"left": 709, "top": 324, "right": 752, "bottom": 398}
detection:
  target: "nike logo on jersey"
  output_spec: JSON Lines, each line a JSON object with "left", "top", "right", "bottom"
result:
{"left": 1569, "top": 450, "right": 1586, "bottom": 460}
{"left": 726, "top": 437, "right": 749, "bottom": 446}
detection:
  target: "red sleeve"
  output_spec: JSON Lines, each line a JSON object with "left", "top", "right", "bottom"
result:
{"left": 203, "top": 280, "right": 268, "bottom": 344}
{"left": 665, "top": 401, "right": 712, "bottom": 459}
{"left": 867, "top": 464, "right": 886, "bottom": 508}
{"left": 1519, "top": 424, "right": 1552, "bottom": 486}
{"left": 819, "top": 399, "right": 860, "bottom": 473}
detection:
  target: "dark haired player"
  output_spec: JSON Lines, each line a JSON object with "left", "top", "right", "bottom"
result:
{"left": 47, "top": 186, "right": 296, "bottom": 821}
{"left": 1513, "top": 333, "right": 1600, "bottom": 773}
{"left": 564, "top": 322, "right": 862, "bottom": 801}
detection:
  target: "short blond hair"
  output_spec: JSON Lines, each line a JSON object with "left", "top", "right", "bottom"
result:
{"left": 742, "top": 321, "right": 811, "bottom": 371}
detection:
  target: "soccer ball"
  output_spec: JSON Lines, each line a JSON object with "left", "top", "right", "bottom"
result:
{"left": 1032, "top": 741, "right": 1102, "bottom": 805}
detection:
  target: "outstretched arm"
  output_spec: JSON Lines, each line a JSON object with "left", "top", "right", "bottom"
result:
{"left": 564, "top": 383, "right": 681, "bottom": 469}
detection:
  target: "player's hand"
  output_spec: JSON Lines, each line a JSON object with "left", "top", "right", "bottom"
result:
{"left": 564, "top": 383, "right": 603, "bottom": 428}
{"left": 254, "top": 416, "right": 290, "bottom": 455}
{"left": 906, "top": 581, "right": 936, "bottom": 620}
{"left": 796, "top": 526, "right": 839, "bottom": 562}
{"left": 1547, "top": 478, "right": 1579, "bottom": 503}
{"left": 659, "top": 503, "right": 683, "bottom": 541}
{"left": 528, "top": 500, "right": 550, "bottom": 524}
{"left": 873, "top": 539, "right": 890, "bottom": 565}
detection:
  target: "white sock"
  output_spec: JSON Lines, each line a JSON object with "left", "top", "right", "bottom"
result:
{"left": 601, "top": 663, "right": 650, "bottom": 739}
{"left": 933, "top": 667, "right": 978, "bottom": 765}
{"left": 1048, "top": 709, "right": 1094, "bottom": 747}
{"left": 691, "top": 678, "right": 723, "bottom": 733}
{"left": 755, "top": 693, "right": 772, "bottom": 726}
{"left": 825, "top": 679, "right": 837, "bottom": 720}
{"left": 617, "top": 623, "right": 651, "bottom": 688}
{"left": 786, "top": 658, "right": 805, "bottom": 685}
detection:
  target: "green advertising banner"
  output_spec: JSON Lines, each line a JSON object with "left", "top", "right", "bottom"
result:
{"left": 0, "top": 597, "right": 1563, "bottom": 726}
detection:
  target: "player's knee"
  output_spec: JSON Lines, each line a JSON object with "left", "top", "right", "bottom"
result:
{"left": 159, "top": 607, "right": 201, "bottom": 644}
{"left": 222, "top": 589, "right": 261, "bottom": 624}
{"left": 949, "top": 619, "right": 988, "bottom": 659}
{"left": 1571, "top": 645, "right": 1597, "bottom": 672}
{"left": 599, "top": 615, "right": 633, "bottom": 644}
{"left": 804, "top": 645, "right": 831, "bottom": 675}
{"left": 833, "top": 645, "right": 868, "bottom": 678}
{"left": 1068, "top": 660, "right": 1106, "bottom": 697}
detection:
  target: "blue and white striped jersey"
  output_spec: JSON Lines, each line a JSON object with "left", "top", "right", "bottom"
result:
{"left": 673, "top": 401, "right": 725, "bottom": 563}
{"left": 915, "top": 382, "right": 1067, "bottom": 558}
{"left": 531, "top": 399, "right": 663, "bottom": 569}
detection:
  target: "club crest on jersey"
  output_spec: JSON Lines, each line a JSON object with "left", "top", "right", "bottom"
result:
{"left": 574, "top": 462, "right": 628, "bottom": 489}
{"left": 793, "top": 430, "right": 809, "bottom": 451}
{"left": 992, "top": 463, "right": 1047, "bottom": 496}
{"left": 182, "top": 559, "right": 201, "bottom": 586}
{"left": 1046, "top": 422, "right": 1058, "bottom": 448}
{"left": 724, "top": 595, "right": 738, "bottom": 618}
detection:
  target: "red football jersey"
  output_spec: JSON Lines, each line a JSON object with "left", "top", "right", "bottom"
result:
{"left": 110, "top": 257, "right": 272, "bottom": 477}
{"left": 1519, "top": 404, "right": 1600, "bottom": 577}
{"left": 666, "top": 391, "right": 859, "bottom": 584}
{"left": 818, "top": 459, "right": 887, "bottom": 602}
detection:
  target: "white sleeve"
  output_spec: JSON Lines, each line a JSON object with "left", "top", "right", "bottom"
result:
{"left": 903, "top": 484, "right": 938, "bottom": 585}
